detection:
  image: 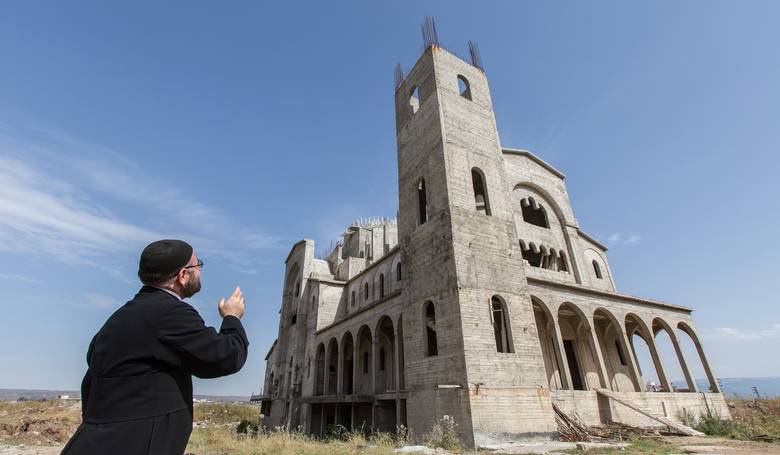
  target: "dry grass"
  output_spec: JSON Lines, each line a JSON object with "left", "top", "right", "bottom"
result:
{"left": 0, "top": 399, "right": 81, "bottom": 445}
{"left": 2, "top": 397, "right": 779, "bottom": 454}
{"left": 691, "top": 397, "right": 780, "bottom": 442}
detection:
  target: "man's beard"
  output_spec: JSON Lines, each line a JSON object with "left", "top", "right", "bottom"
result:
{"left": 181, "top": 274, "right": 201, "bottom": 298}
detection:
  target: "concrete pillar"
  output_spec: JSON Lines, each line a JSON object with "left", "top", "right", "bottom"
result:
{"left": 621, "top": 326, "right": 645, "bottom": 392}
{"left": 647, "top": 334, "right": 672, "bottom": 392}
{"left": 372, "top": 331, "right": 378, "bottom": 394}
{"left": 690, "top": 330, "right": 720, "bottom": 392}
{"left": 588, "top": 323, "right": 610, "bottom": 390}
{"left": 323, "top": 348, "right": 331, "bottom": 396}
{"left": 319, "top": 405, "right": 325, "bottom": 437}
{"left": 337, "top": 342, "right": 344, "bottom": 396}
{"left": 551, "top": 318, "right": 573, "bottom": 390}
{"left": 393, "top": 324, "right": 401, "bottom": 428}
{"left": 671, "top": 335, "right": 698, "bottom": 392}
{"left": 353, "top": 340, "right": 360, "bottom": 396}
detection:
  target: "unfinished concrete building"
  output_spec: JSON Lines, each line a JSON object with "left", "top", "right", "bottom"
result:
{"left": 257, "top": 32, "right": 729, "bottom": 446}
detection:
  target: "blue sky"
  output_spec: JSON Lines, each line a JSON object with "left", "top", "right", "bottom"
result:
{"left": 0, "top": 1, "right": 778, "bottom": 396}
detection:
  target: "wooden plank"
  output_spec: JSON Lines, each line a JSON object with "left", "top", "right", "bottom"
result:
{"left": 595, "top": 388, "right": 704, "bottom": 436}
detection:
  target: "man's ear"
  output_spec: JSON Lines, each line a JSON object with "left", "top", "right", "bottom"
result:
{"left": 177, "top": 269, "right": 187, "bottom": 285}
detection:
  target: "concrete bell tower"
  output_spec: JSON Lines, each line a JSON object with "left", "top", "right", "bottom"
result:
{"left": 395, "top": 31, "right": 558, "bottom": 445}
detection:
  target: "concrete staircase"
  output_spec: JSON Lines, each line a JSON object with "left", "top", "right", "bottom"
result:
{"left": 595, "top": 388, "right": 704, "bottom": 436}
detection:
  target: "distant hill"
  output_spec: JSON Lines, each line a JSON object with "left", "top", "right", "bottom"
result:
{"left": 0, "top": 388, "right": 249, "bottom": 402}
{"left": 3, "top": 377, "right": 778, "bottom": 402}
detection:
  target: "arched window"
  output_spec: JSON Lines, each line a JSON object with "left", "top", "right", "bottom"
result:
{"left": 491, "top": 296, "right": 513, "bottom": 353}
{"left": 379, "top": 348, "right": 386, "bottom": 371}
{"left": 424, "top": 301, "right": 438, "bottom": 357}
{"left": 409, "top": 86, "right": 420, "bottom": 115}
{"left": 396, "top": 262, "right": 402, "bottom": 281}
{"left": 363, "top": 282, "right": 369, "bottom": 300}
{"left": 351, "top": 291, "right": 356, "bottom": 306}
{"left": 557, "top": 252, "right": 569, "bottom": 272}
{"left": 471, "top": 168, "right": 491, "bottom": 215}
{"left": 593, "top": 260, "right": 603, "bottom": 279}
{"left": 294, "top": 279, "right": 300, "bottom": 297}
{"left": 521, "top": 197, "right": 549, "bottom": 228}
{"left": 457, "top": 75, "right": 471, "bottom": 100}
{"left": 379, "top": 274, "right": 385, "bottom": 298}
{"left": 417, "top": 179, "right": 428, "bottom": 225}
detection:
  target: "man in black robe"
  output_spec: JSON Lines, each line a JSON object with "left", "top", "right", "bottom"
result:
{"left": 61, "top": 239, "right": 249, "bottom": 455}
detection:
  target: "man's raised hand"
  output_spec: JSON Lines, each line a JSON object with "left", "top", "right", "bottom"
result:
{"left": 218, "top": 286, "right": 245, "bottom": 319}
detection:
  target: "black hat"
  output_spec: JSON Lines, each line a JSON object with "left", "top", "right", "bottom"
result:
{"left": 139, "top": 239, "right": 193, "bottom": 277}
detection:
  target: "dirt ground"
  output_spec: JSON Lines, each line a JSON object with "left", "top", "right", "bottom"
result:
{"left": 1, "top": 400, "right": 779, "bottom": 454}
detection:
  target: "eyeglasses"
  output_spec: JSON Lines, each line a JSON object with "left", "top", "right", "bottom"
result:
{"left": 183, "top": 259, "right": 204, "bottom": 270}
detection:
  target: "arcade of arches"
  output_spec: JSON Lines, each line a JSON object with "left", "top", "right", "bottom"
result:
{"left": 308, "top": 314, "right": 407, "bottom": 436}
{"left": 531, "top": 297, "right": 719, "bottom": 394}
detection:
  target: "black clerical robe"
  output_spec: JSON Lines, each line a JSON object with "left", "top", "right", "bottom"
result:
{"left": 61, "top": 286, "right": 249, "bottom": 455}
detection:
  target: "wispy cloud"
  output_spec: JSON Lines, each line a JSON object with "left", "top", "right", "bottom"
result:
{"left": 604, "top": 232, "right": 642, "bottom": 246}
{"left": 0, "top": 273, "right": 43, "bottom": 285}
{"left": 0, "top": 124, "right": 281, "bottom": 276}
{"left": 701, "top": 324, "right": 780, "bottom": 341}
{"left": 75, "top": 292, "right": 125, "bottom": 310}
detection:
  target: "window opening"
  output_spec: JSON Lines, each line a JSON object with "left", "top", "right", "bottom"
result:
{"left": 379, "top": 274, "right": 385, "bottom": 298}
{"left": 557, "top": 253, "right": 569, "bottom": 272}
{"left": 471, "top": 168, "right": 491, "bottom": 215}
{"left": 491, "top": 296, "right": 513, "bottom": 353}
{"left": 521, "top": 197, "right": 549, "bottom": 228}
{"left": 425, "top": 301, "right": 438, "bottom": 356}
{"left": 364, "top": 283, "right": 369, "bottom": 300}
{"left": 351, "top": 291, "right": 356, "bottom": 307}
{"left": 409, "top": 86, "right": 420, "bottom": 115}
{"left": 363, "top": 352, "right": 369, "bottom": 374}
{"left": 417, "top": 179, "right": 428, "bottom": 224}
{"left": 457, "top": 75, "right": 471, "bottom": 100}
{"left": 379, "top": 348, "right": 386, "bottom": 371}
{"left": 593, "top": 260, "right": 603, "bottom": 279}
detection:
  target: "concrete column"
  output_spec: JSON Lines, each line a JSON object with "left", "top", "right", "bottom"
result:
{"left": 319, "top": 405, "right": 325, "bottom": 438}
{"left": 621, "top": 326, "right": 645, "bottom": 392}
{"left": 337, "top": 343, "right": 344, "bottom": 396}
{"left": 393, "top": 325, "right": 401, "bottom": 428}
{"left": 691, "top": 331, "right": 720, "bottom": 392}
{"left": 551, "top": 318, "right": 573, "bottom": 390}
{"left": 588, "top": 323, "right": 610, "bottom": 390}
{"left": 372, "top": 332, "right": 378, "bottom": 394}
{"left": 647, "top": 334, "right": 672, "bottom": 392}
{"left": 323, "top": 348, "right": 331, "bottom": 396}
{"left": 671, "top": 335, "right": 698, "bottom": 392}
{"left": 353, "top": 340, "right": 360, "bottom": 396}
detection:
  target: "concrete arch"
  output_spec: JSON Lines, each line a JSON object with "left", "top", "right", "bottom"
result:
{"left": 652, "top": 317, "right": 695, "bottom": 392}
{"left": 531, "top": 296, "right": 566, "bottom": 390}
{"left": 625, "top": 313, "right": 670, "bottom": 391}
{"left": 326, "top": 337, "right": 339, "bottom": 395}
{"left": 593, "top": 308, "right": 641, "bottom": 391}
{"left": 314, "top": 343, "right": 326, "bottom": 395}
{"left": 375, "top": 315, "right": 396, "bottom": 394}
{"left": 677, "top": 321, "right": 720, "bottom": 392}
{"left": 341, "top": 331, "right": 355, "bottom": 395}
{"left": 511, "top": 182, "right": 567, "bottom": 226}
{"left": 557, "top": 302, "right": 603, "bottom": 389}
{"left": 355, "top": 324, "right": 373, "bottom": 394}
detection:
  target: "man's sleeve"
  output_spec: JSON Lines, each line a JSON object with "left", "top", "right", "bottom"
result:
{"left": 158, "top": 303, "right": 249, "bottom": 379}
